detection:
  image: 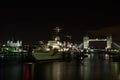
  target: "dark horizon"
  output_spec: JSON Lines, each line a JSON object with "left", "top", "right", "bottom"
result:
{"left": 0, "top": 2, "right": 120, "bottom": 44}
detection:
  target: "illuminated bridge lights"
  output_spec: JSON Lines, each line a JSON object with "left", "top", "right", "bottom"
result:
{"left": 83, "top": 35, "right": 112, "bottom": 51}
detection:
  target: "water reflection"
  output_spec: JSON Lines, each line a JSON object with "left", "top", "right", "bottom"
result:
{"left": 0, "top": 62, "right": 25, "bottom": 80}
{"left": 1, "top": 53, "right": 120, "bottom": 80}
{"left": 25, "top": 63, "right": 35, "bottom": 80}
{"left": 0, "top": 63, "right": 4, "bottom": 80}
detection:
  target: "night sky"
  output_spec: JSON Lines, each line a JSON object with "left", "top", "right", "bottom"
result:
{"left": 0, "top": 1, "right": 120, "bottom": 44}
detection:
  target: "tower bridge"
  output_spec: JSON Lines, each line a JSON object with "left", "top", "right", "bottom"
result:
{"left": 77, "top": 35, "right": 120, "bottom": 53}
{"left": 83, "top": 35, "right": 112, "bottom": 50}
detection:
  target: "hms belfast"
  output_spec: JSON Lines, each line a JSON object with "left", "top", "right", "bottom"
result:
{"left": 32, "top": 27, "right": 79, "bottom": 61}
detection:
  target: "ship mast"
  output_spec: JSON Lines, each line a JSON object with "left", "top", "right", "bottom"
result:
{"left": 65, "top": 35, "right": 72, "bottom": 40}
{"left": 53, "top": 26, "right": 62, "bottom": 41}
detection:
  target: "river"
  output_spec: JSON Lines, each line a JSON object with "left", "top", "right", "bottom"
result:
{"left": 0, "top": 53, "right": 120, "bottom": 80}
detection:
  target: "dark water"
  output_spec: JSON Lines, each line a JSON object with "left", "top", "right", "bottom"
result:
{"left": 1, "top": 53, "right": 120, "bottom": 80}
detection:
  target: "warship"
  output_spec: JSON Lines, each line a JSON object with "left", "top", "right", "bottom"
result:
{"left": 32, "top": 27, "right": 78, "bottom": 61}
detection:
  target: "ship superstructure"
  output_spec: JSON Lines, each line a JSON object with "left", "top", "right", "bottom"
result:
{"left": 32, "top": 26, "right": 77, "bottom": 61}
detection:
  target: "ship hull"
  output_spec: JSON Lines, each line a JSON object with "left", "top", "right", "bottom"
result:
{"left": 32, "top": 51, "right": 88, "bottom": 62}
{"left": 32, "top": 51, "right": 63, "bottom": 61}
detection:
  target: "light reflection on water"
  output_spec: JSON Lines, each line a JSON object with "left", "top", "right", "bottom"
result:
{"left": 0, "top": 62, "right": 26, "bottom": 80}
{"left": 0, "top": 53, "right": 120, "bottom": 80}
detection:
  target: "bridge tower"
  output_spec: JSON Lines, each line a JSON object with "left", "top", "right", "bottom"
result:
{"left": 106, "top": 35, "right": 112, "bottom": 49}
{"left": 83, "top": 36, "right": 89, "bottom": 49}
{"left": 83, "top": 35, "right": 112, "bottom": 51}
